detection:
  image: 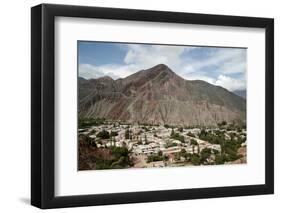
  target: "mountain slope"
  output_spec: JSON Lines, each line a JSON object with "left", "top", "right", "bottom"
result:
{"left": 233, "top": 90, "right": 246, "bottom": 99}
{"left": 79, "top": 64, "right": 246, "bottom": 126}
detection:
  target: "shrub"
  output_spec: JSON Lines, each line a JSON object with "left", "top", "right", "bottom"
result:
{"left": 187, "top": 132, "right": 195, "bottom": 137}
{"left": 190, "top": 139, "right": 198, "bottom": 146}
{"left": 96, "top": 130, "right": 110, "bottom": 139}
{"left": 78, "top": 117, "right": 106, "bottom": 128}
{"left": 191, "top": 154, "right": 200, "bottom": 165}
{"left": 170, "top": 132, "right": 185, "bottom": 143}
{"left": 110, "top": 131, "right": 118, "bottom": 137}
{"left": 125, "top": 129, "right": 130, "bottom": 139}
{"left": 215, "top": 154, "right": 225, "bottom": 164}
{"left": 200, "top": 148, "right": 212, "bottom": 163}
{"left": 178, "top": 127, "right": 183, "bottom": 132}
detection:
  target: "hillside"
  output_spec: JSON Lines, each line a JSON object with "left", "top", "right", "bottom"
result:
{"left": 79, "top": 64, "right": 246, "bottom": 126}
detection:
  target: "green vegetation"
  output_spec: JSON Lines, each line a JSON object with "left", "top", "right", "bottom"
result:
{"left": 217, "top": 120, "right": 227, "bottom": 128}
{"left": 170, "top": 130, "right": 185, "bottom": 143}
{"left": 164, "top": 124, "right": 176, "bottom": 129}
{"left": 110, "top": 131, "right": 118, "bottom": 137}
{"left": 200, "top": 148, "right": 212, "bottom": 164}
{"left": 78, "top": 117, "right": 106, "bottom": 128}
{"left": 147, "top": 151, "right": 168, "bottom": 163}
{"left": 79, "top": 134, "right": 96, "bottom": 147}
{"left": 89, "top": 129, "right": 96, "bottom": 134}
{"left": 165, "top": 141, "right": 178, "bottom": 148}
{"left": 198, "top": 129, "right": 222, "bottom": 144}
{"left": 174, "top": 149, "right": 191, "bottom": 161}
{"left": 190, "top": 139, "right": 198, "bottom": 145}
{"left": 187, "top": 132, "right": 196, "bottom": 137}
{"left": 215, "top": 154, "right": 225, "bottom": 164}
{"left": 95, "top": 147, "right": 132, "bottom": 170}
{"left": 96, "top": 129, "right": 110, "bottom": 139}
{"left": 190, "top": 154, "right": 200, "bottom": 165}
{"left": 144, "top": 134, "right": 148, "bottom": 144}
{"left": 178, "top": 127, "right": 183, "bottom": 132}
{"left": 125, "top": 129, "right": 130, "bottom": 139}
{"left": 190, "top": 139, "right": 198, "bottom": 154}
{"left": 198, "top": 128, "right": 245, "bottom": 164}
{"left": 217, "top": 120, "right": 246, "bottom": 132}
{"left": 142, "top": 126, "right": 150, "bottom": 132}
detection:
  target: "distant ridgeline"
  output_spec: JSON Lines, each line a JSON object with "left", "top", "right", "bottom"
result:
{"left": 78, "top": 64, "right": 246, "bottom": 127}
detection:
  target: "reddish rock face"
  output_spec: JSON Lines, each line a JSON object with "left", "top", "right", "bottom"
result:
{"left": 79, "top": 64, "right": 246, "bottom": 126}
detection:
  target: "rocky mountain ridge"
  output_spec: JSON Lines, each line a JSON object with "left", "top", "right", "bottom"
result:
{"left": 79, "top": 64, "right": 246, "bottom": 126}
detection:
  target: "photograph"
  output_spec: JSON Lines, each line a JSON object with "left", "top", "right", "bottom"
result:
{"left": 29, "top": 3, "right": 274, "bottom": 209}
{"left": 78, "top": 41, "right": 247, "bottom": 171}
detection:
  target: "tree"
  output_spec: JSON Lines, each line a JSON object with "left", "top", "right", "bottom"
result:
{"left": 125, "top": 129, "right": 130, "bottom": 139}
{"left": 191, "top": 154, "right": 200, "bottom": 165}
{"left": 144, "top": 133, "right": 148, "bottom": 144}
{"left": 215, "top": 154, "right": 225, "bottom": 164}
{"left": 113, "top": 137, "right": 116, "bottom": 147}
{"left": 190, "top": 139, "right": 198, "bottom": 154}
{"left": 171, "top": 128, "right": 175, "bottom": 137}
{"left": 96, "top": 129, "right": 110, "bottom": 139}
{"left": 187, "top": 132, "right": 195, "bottom": 137}
{"left": 79, "top": 134, "right": 96, "bottom": 147}
{"left": 110, "top": 131, "right": 118, "bottom": 137}
{"left": 200, "top": 148, "right": 212, "bottom": 163}
{"left": 170, "top": 131, "right": 185, "bottom": 143}
{"left": 180, "top": 149, "right": 186, "bottom": 155}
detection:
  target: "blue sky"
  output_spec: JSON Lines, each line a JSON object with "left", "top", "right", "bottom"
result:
{"left": 78, "top": 41, "right": 247, "bottom": 91}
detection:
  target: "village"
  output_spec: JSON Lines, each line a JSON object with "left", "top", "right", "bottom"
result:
{"left": 79, "top": 119, "right": 247, "bottom": 169}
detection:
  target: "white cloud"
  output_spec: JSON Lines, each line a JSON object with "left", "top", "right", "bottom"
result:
{"left": 215, "top": 75, "right": 246, "bottom": 91}
{"left": 123, "top": 44, "right": 188, "bottom": 71}
{"left": 79, "top": 63, "right": 137, "bottom": 80}
{"left": 79, "top": 64, "right": 105, "bottom": 79}
{"left": 179, "top": 48, "right": 246, "bottom": 75}
{"left": 184, "top": 73, "right": 216, "bottom": 85}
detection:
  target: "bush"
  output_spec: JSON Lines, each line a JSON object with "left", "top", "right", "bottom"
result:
{"left": 178, "top": 127, "right": 183, "bottom": 132}
{"left": 142, "top": 126, "right": 149, "bottom": 132}
{"left": 215, "top": 154, "right": 225, "bottom": 164}
{"left": 111, "top": 146, "right": 129, "bottom": 159}
{"left": 125, "top": 129, "right": 130, "bottom": 139}
{"left": 78, "top": 117, "right": 105, "bottom": 128}
{"left": 79, "top": 134, "right": 96, "bottom": 147}
{"left": 165, "top": 142, "right": 178, "bottom": 148}
{"left": 147, "top": 154, "right": 166, "bottom": 163}
{"left": 96, "top": 130, "right": 110, "bottom": 139}
{"left": 200, "top": 148, "right": 212, "bottom": 163}
{"left": 164, "top": 124, "right": 170, "bottom": 128}
{"left": 187, "top": 132, "right": 195, "bottom": 137}
{"left": 110, "top": 131, "right": 118, "bottom": 137}
{"left": 191, "top": 154, "right": 200, "bottom": 165}
{"left": 190, "top": 139, "right": 198, "bottom": 146}
{"left": 170, "top": 132, "right": 185, "bottom": 143}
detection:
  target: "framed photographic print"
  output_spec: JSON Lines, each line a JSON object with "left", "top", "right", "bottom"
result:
{"left": 31, "top": 3, "right": 274, "bottom": 209}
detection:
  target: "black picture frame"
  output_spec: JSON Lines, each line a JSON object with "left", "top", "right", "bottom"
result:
{"left": 31, "top": 3, "right": 274, "bottom": 209}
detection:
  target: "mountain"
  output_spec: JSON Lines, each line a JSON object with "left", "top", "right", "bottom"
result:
{"left": 79, "top": 64, "right": 246, "bottom": 126}
{"left": 233, "top": 90, "right": 246, "bottom": 99}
